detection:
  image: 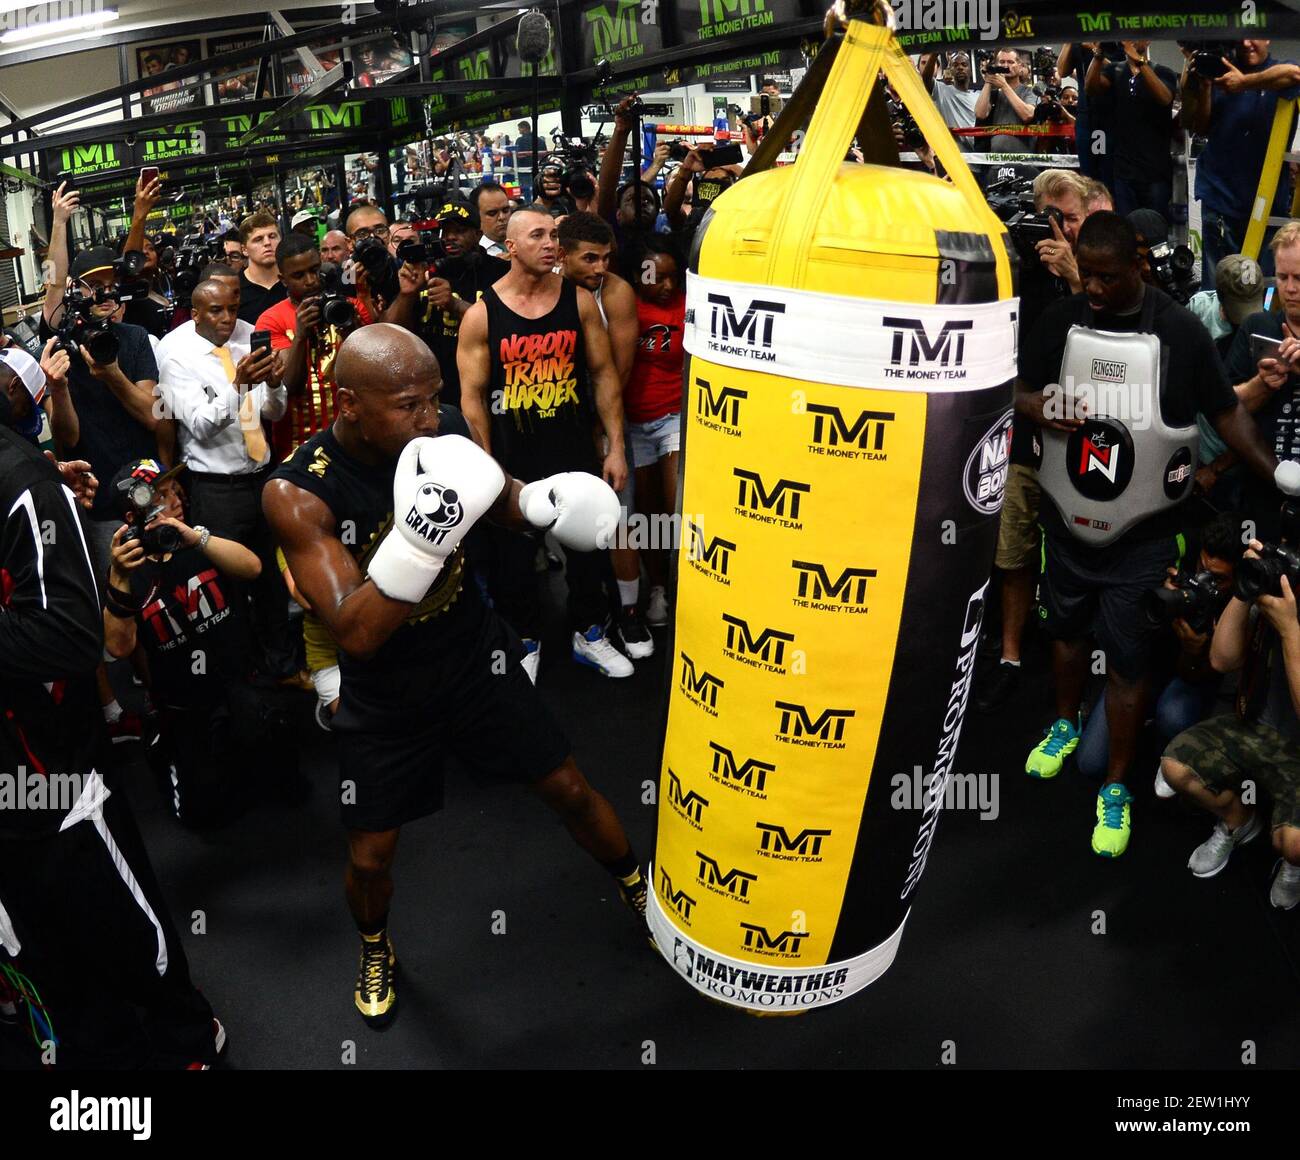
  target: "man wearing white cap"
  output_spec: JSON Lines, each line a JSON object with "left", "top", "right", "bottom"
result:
{"left": 290, "top": 209, "right": 318, "bottom": 239}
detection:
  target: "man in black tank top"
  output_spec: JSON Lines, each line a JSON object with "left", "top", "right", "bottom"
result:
{"left": 264, "top": 324, "right": 647, "bottom": 1030}
{"left": 459, "top": 208, "right": 631, "bottom": 680}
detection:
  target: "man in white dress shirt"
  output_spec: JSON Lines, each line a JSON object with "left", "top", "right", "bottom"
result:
{"left": 157, "top": 277, "right": 299, "bottom": 682}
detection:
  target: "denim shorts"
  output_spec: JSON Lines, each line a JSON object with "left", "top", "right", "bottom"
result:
{"left": 628, "top": 412, "right": 682, "bottom": 467}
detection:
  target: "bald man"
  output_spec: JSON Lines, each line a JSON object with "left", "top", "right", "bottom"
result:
{"left": 263, "top": 324, "right": 648, "bottom": 1029}
{"left": 321, "top": 229, "right": 351, "bottom": 266}
{"left": 459, "top": 208, "right": 630, "bottom": 680}
{"left": 157, "top": 277, "right": 298, "bottom": 681}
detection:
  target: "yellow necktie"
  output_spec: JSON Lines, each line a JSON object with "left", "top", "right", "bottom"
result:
{"left": 213, "top": 345, "right": 268, "bottom": 464}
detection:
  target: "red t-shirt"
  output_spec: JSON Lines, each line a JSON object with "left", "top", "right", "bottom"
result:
{"left": 625, "top": 293, "right": 686, "bottom": 424}
{"left": 256, "top": 297, "right": 370, "bottom": 461}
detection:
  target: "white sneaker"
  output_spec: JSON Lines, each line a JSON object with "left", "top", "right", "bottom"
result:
{"left": 1187, "top": 814, "right": 1261, "bottom": 878}
{"left": 572, "top": 625, "right": 633, "bottom": 678}
{"left": 521, "top": 639, "right": 541, "bottom": 685}
{"left": 1153, "top": 766, "right": 1176, "bottom": 799}
{"left": 1270, "top": 860, "right": 1300, "bottom": 910}
{"left": 646, "top": 585, "right": 669, "bottom": 627}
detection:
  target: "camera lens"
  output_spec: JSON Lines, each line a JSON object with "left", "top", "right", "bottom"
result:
{"left": 86, "top": 327, "right": 120, "bottom": 365}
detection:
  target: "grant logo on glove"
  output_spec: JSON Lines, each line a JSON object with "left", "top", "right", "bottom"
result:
{"left": 406, "top": 482, "right": 464, "bottom": 546}
{"left": 367, "top": 434, "right": 505, "bottom": 605}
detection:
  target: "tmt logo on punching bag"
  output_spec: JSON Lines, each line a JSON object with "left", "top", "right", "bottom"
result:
{"left": 1066, "top": 418, "right": 1135, "bottom": 501}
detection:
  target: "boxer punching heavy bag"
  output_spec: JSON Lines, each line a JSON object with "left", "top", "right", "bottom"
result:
{"left": 647, "top": 11, "right": 1020, "bottom": 1011}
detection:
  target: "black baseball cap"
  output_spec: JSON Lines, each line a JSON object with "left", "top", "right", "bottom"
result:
{"left": 70, "top": 246, "right": 118, "bottom": 280}
{"left": 1126, "top": 208, "right": 1169, "bottom": 248}
{"left": 435, "top": 199, "right": 479, "bottom": 230}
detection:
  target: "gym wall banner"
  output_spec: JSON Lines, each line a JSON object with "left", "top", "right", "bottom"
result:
{"left": 648, "top": 17, "right": 1017, "bottom": 1013}
{"left": 677, "top": 0, "right": 804, "bottom": 43}
{"left": 571, "top": 0, "right": 664, "bottom": 70}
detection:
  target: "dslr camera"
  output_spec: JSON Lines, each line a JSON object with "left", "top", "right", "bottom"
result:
{"left": 1179, "top": 40, "right": 1239, "bottom": 81}
{"left": 1236, "top": 499, "right": 1300, "bottom": 600}
{"left": 117, "top": 469, "right": 184, "bottom": 556}
{"left": 317, "top": 262, "right": 357, "bottom": 330}
{"left": 353, "top": 235, "right": 400, "bottom": 306}
{"left": 1143, "top": 569, "right": 1226, "bottom": 633}
{"left": 55, "top": 250, "right": 151, "bottom": 364}
{"left": 395, "top": 233, "right": 468, "bottom": 284}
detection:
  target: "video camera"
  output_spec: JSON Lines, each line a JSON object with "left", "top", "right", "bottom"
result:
{"left": 1236, "top": 499, "right": 1300, "bottom": 600}
{"left": 1143, "top": 569, "right": 1227, "bottom": 633}
{"left": 1034, "top": 85, "right": 1070, "bottom": 123}
{"left": 1148, "top": 239, "right": 1198, "bottom": 305}
{"left": 986, "top": 175, "right": 1065, "bottom": 262}
{"left": 170, "top": 234, "right": 215, "bottom": 303}
{"left": 1178, "top": 40, "right": 1239, "bottom": 80}
{"left": 55, "top": 250, "right": 151, "bottom": 364}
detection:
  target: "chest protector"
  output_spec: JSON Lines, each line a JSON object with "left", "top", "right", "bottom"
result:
{"left": 1038, "top": 293, "right": 1197, "bottom": 546}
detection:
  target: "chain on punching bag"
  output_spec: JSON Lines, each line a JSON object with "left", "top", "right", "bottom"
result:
{"left": 647, "top": 13, "right": 1020, "bottom": 1012}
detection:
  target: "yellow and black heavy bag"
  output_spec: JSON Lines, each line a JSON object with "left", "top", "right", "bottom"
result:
{"left": 646, "top": 17, "right": 1020, "bottom": 1012}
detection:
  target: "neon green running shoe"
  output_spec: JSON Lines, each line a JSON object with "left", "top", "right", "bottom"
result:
{"left": 1025, "top": 717, "right": 1079, "bottom": 779}
{"left": 1092, "top": 783, "right": 1133, "bottom": 858}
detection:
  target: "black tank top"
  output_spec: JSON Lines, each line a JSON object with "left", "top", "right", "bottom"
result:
{"left": 270, "top": 407, "right": 495, "bottom": 724}
{"left": 483, "top": 277, "right": 598, "bottom": 480}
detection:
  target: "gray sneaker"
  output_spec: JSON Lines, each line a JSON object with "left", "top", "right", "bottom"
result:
{"left": 1270, "top": 861, "right": 1300, "bottom": 910}
{"left": 1188, "top": 814, "right": 1261, "bottom": 878}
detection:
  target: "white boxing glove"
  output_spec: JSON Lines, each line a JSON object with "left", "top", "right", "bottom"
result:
{"left": 367, "top": 434, "right": 504, "bottom": 603}
{"left": 1276, "top": 459, "right": 1300, "bottom": 498}
{"left": 519, "top": 472, "right": 621, "bottom": 552}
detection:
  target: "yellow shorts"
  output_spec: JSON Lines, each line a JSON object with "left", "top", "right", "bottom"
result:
{"left": 994, "top": 463, "right": 1042, "bottom": 571}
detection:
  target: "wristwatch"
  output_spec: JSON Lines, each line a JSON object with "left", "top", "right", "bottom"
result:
{"left": 194, "top": 525, "right": 212, "bottom": 550}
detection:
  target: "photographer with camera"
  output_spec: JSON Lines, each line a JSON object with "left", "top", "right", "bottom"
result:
{"left": 39, "top": 245, "right": 165, "bottom": 585}
{"left": 974, "top": 48, "right": 1040, "bottom": 152}
{"left": 920, "top": 51, "right": 979, "bottom": 151}
{"left": 1084, "top": 41, "right": 1176, "bottom": 217}
{"left": 382, "top": 200, "right": 510, "bottom": 411}
{"left": 1016, "top": 212, "right": 1276, "bottom": 857}
{"left": 472, "top": 183, "right": 512, "bottom": 258}
{"left": 1181, "top": 38, "right": 1300, "bottom": 287}
{"left": 663, "top": 141, "right": 743, "bottom": 236}
{"left": 1160, "top": 534, "right": 1300, "bottom": 908}
{"left": 237, "top": 211, "right": 287, "bottom": 325}
{"left": 256, "top": 234, "right": 362, "bottom": 465}
{"left": 597, "top": 96, "right": 666, "bottom": 245}
{"left": 157, "top": 277, "right": 296, "bottom": 685}
{"left": 1075, "top": 512, "right": 1242, "bottom": 783}
{"left": 118, "top": 172, "right": 179, "bottom": 338}
{"left": 102, "top": 458, "right": 303, "bottom": 828}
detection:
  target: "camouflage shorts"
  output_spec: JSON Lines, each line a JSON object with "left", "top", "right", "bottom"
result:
{"left": 1164, "top": 715, "right": 1300, "bottom": 830}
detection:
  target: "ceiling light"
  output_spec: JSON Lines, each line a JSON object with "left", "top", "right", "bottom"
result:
{"left": 0, "top": 9, "right": 118, "bottom": 44}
